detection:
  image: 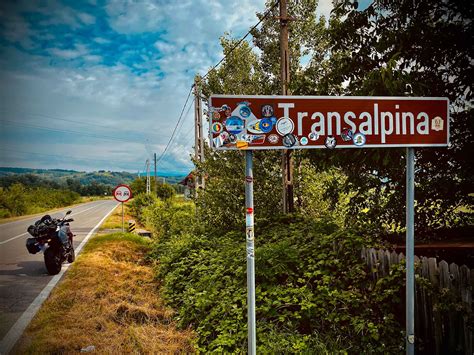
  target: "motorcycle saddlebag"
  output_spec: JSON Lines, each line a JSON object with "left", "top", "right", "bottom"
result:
{"left": 26, "top": 238, "right": 41, "bottom": 254}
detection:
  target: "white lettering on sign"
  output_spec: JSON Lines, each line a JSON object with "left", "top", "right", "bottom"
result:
{"left": 283, "top": 103, "right": 434, "bottom": 142}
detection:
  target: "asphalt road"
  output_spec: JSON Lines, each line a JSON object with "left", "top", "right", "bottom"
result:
{"left": 0, "top": 200, "right": 118, "bottom": 342}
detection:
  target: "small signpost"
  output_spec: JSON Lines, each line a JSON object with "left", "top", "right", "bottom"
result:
{"left": 209, "top": 95, "right": 449, "bottom": 355}
{"left": 113, "top": 184, "right": 132, "bottom": 233}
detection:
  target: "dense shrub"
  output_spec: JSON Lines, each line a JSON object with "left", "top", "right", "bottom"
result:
{"left": 142, "top": 200, "right": 194, "bottom": 238}
{"left": 149, "top": 211, "right": 406, "bottom": 353}
{"left": 128, "top": 193, "right": 158, "bottom": 222}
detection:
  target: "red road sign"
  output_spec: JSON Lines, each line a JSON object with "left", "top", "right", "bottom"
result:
{"left": 113, "top": 184, "right": 132, "bottom": 203}
{"left": 209, "top": 95, "right": 449, "bottom": 150}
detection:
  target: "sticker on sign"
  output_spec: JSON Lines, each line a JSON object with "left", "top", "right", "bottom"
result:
{"left": 208, "top": 95, "right": 449, "bottom": 150}
{"left": 113, "top": 184, "right": 132, "bottom": 202}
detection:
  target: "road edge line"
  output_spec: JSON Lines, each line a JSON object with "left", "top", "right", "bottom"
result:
{"left": 0, "top": 202, "right": 119, "bottom": 355}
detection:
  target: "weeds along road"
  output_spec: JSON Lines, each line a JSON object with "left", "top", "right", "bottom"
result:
{"left": 0, "top": 200, "right": 118, "bottom": 346}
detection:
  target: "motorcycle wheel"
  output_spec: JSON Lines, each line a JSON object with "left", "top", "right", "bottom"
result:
{"left": 44, "top": 248, "right": 62, "bottom": 275}
{"left": 67, "top": 245, "right": 75, "bottom": 263}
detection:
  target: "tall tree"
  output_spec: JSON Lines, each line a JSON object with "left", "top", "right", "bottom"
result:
{"left": 306, "top": 0, "right": 474, "bottom": 237}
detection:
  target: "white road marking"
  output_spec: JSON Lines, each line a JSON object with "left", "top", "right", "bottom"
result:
{"left": 0, "top": 233, "right": 27, "bottom": 246}
{"left": 0, "top": 203, "right": 119, "bottom": 354}
{"left": 0, "top": 202, "right": 109, "bottom": 246}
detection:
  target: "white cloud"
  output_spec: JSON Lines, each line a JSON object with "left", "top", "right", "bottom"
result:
{"left": 77, "top": 12, "right": 95, "bottom": 25}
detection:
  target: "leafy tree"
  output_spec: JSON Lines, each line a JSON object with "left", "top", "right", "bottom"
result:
{"left": 130, "top": 177, "right": 147, "bottom": 195}
{"left": 301, "top": 0, "right": 474, "bottom": 237}
{"left": 156, "top": 183, "right": 175, "bottom": 200}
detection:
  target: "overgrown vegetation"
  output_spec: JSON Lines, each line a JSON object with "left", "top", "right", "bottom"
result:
{"left": 0, "top": 183, "right": 80, "bottom": 218}
{"left": 134, "top": 198, "right": 405, "bottom": 353}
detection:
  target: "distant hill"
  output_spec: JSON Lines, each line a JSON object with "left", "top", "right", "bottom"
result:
{"left": 0, "top": 167, "right": 186, "bottom": 188}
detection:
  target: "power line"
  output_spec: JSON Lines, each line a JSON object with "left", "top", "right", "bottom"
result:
{"left": 0, "top": 110, "right": 113, "bottom": 130}
{"left": 201, "top": 0, "right": 280, "bottom": 80}
{"left": 2, "top": 119, "right": 142, "bottom": 144}
{"left": 156, "top": 86, "right": 194, "bottom": 164}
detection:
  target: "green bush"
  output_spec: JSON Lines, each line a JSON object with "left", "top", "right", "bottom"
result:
{"left": 128, "top": 193, "right": 158, "bottom": 222}
{"left": 150, "top": 215, "right": 406, "bottom": 353}
{"left": 156, "top": 183, "right": 175, "bottom": 200}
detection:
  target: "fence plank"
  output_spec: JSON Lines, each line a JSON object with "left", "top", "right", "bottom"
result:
{"left": 361, "top": 248, "right": 472, "bottom": 353}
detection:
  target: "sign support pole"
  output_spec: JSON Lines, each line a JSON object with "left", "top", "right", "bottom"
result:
{"left": 245, "top": 150, "right": 256, "bottom": 355}
{"left": 406, "top": 147, "right": 415, "bottom": 354}
{"left": 122, "top": 202, "right": 124, "bottom": 233}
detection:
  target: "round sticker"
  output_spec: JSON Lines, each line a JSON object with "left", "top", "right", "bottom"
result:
{"left": 261, "top": 104, "right": 274, "bottom": 117}
{"left": 308, "top": 132, "right": 319, "bottom": 141}
{"left": 258, "top": 118, "right": 274, "bottom": 133}
{"left": 282, "top": 134, "right": 297, "bottom": 148}
{"left": 341, "top": 128, "right": 353, "bottom": 142}
{"left": 225, "top": 116, "right": 244, "bottom": 135}
{"left": 212, "top": 122, "right": 223, "bottom": 134}
{"left": 213, "top": 111, "right": 221, "bottom": 120}
{"left": 240, "top": 106, "right": 251, "bottom": 118}
{"left": 300, "top": 137, "right": 308, "bottom": 146}
{"left": 353, "top": 132, "right": 366, "bottom": 146}
{"left": 325, "top": 136, "right": 337, "bottom": 149}
{"left": 276, "top": 117, "right": 294, "bottom": 136}
{"left": 268, "top": 134, "right": 279, "bottom": 144}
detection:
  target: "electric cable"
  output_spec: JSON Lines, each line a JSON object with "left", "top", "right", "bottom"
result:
{"left": 2, "top": 119, "right": 143, "bottom": 144}
{"left": 156, "top": 86, "right": 193, "bottom": 164}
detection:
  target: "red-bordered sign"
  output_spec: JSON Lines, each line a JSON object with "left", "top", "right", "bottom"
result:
{"left": 209, "top": 95, "right": 449, "bottom": 150}
{"left": 113, "top": 184, "right": 132, "bottom": 202}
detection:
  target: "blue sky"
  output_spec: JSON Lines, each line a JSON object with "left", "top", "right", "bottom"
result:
{"left": 0, "top": 0, "right": 368, "bottom": 174}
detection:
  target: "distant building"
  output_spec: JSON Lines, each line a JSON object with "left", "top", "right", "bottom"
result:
{"left": 179, "top": 172, "right": 195, "bottom": 199}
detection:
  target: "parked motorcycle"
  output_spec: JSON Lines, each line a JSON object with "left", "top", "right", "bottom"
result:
{"left": 26, "top": 210, "right": 76, "bottom": 275}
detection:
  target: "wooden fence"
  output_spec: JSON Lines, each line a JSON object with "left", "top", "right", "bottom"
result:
{"left": 361, "top": 248, "right": 473, "bottom": 354}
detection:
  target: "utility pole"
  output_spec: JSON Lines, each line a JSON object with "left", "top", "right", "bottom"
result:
{"left": 154, "top": 153, "right": 157, "bottom": 195}
{"left": 194, "top": 76, "right": 205, "bottom": 194}
{"left": 280, "top": 0, "right": 294, "bottom": 213}
{"left": 146, "top": 159, "right": 151, "bottom": 194}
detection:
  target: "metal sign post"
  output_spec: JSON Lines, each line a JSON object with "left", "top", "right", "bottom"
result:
{"left": 406, "top": 147, "right": 415, "bottom": 354}
{"left": 113, "top": 184, "right": 132, "bottom": 233}
{"left": 121, "top": 202, "right": 124, "bottom": 233}
{"left": 245, "top": 150, "right": 256, "bottom": 355}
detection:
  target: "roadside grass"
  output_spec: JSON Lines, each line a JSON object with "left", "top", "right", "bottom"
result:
{"left": 99, "top": 203, "right": 133, "bottom": 230}
{"left": 13, "top": 232, "right": 195, "bottom": 353}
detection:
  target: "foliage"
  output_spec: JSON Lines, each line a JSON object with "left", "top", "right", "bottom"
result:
{"left": 149, "top": 213, "right": 407, "bottom": 353}
{"left": 0, "top": 183, "right": 80, "bottom": 218}
{"left": 142, "top": 200, "right": 195, "bottom": 239}
{"left": 303, "top": 0, "right": 474, "bottom": 237}
{"left": 128, "top": 193, "right": 158, "bottom": 222}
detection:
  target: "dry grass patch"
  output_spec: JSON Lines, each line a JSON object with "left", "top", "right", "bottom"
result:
{"left": 14, "top": 233, "right": 195, "bottom": 354}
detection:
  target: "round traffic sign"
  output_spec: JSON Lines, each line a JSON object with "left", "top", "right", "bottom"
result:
{"left": 113, "top": 184, "right": 132, "bottom": 202}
